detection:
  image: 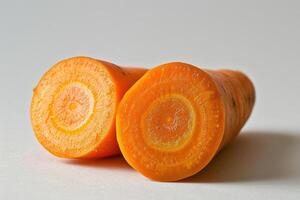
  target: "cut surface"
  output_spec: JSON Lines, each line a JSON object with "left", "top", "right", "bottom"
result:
{"left": 31, "top": 57, "right": 117, "bottom": 158}
{"left": 116, "top": 62, "right": 225, "bottom": 181}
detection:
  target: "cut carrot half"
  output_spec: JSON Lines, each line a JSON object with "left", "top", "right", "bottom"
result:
{"left": 31, "top": 56, "right": 146, "bottom": 159}
{"left": 116, "top": 62, "right": 255, "bottom": 181}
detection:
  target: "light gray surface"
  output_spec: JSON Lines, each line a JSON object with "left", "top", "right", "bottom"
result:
{"left": 0, "top": 0, "right": 299, "bottom": 199}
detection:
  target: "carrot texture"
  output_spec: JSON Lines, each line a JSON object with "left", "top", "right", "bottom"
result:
{"left": 116, "top": 62, "right": 255, "bottom": 181}
{"left": 31, "top": 56, "right": 146, "bottom": 159}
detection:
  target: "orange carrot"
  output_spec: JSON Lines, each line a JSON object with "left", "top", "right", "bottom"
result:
{"left": 116, "top": 62, "right": 255, "bottom": 181}
{"left": 31, "top": 56, "right": 146, "bottom": 159}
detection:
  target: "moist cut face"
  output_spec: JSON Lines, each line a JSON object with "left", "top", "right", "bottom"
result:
{"left": 117, "top": 62, "right": 225, "bottom": 181}
{"left": 31, "top": 57, "right": 117, "bottom": 158}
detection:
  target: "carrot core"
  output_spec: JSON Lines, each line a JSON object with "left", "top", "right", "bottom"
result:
{"left": 141, "top": 94, "right": 195, "bottom": 151}
{"left": 52, "top": 82, "right": 95, "bottom": 132}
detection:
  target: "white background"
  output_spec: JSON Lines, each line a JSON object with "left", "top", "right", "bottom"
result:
{"left": 0, "top": 0, "right": 299, "bottom": 199}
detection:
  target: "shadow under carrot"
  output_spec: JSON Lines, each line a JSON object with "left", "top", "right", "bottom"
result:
{"left": 181, "top": 130, "right": 300, "bottom": 183}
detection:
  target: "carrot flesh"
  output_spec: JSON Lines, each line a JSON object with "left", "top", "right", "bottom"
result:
{"left": 30, "top": 56, "right": 146, "bottom": 159}
{"left": 116, "top": 62, "right": 255, "bottom": 181}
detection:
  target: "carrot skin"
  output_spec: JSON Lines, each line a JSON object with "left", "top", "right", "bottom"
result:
{"left": 206, "top": 69, "right": 256, "bottom": 149}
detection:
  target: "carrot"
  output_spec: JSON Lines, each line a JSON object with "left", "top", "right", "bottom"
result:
{"left": 30, "top": 56, "right": 146, "bottom": 159}
{"left": 116, "top": 62, "right": 255, "bottom": 181}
